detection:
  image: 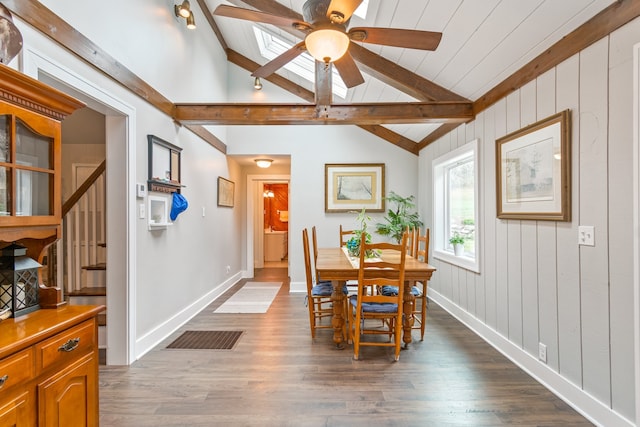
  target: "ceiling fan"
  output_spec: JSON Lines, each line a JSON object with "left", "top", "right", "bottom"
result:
{"left": 213, "top": 0, "right": 442, "bottom": 89}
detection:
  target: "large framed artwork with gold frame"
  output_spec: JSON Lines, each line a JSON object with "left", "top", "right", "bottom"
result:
{"left": 325, "top": 163, "right": 385, "bottom": 213}
{"left": 496, "top": 109, "right": 571, "bottom": 221}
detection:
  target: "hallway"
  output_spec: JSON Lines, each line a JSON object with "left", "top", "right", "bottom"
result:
{"left": 98, "top": 268, "right": 592, "bottom": 426}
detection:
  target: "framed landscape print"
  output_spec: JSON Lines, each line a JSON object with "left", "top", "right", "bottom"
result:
{"left": 325, "top": 163, "right": 385, "bottom": 213}
{"left": 217, "top": 177, "right": 235, "bottom": 207}
{"left": 496, "top": 109, "right": 571, "bottom": 221}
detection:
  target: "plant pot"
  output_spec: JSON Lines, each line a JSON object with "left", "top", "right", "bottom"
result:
{"left": 453, "top": 243, "right": 464, "bottom": 256}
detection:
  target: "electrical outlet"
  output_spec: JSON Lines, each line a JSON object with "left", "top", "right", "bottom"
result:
{"left": 538, "top": 342, "right": 547, "bottom": 363}
{"left": 225, "top": 265, "right": 231, "bottom": 274}
{"left": 139, "top": 203, "right": 145, "bottom": 219}
{"left": 578, "top": 225, "right": 595, "bottom": 246}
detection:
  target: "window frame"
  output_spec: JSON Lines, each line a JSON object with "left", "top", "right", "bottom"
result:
{"left": 432, "top": 139, "right": 480, "bottom": 272}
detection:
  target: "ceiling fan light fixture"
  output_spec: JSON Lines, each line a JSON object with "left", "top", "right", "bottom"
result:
{"left": 305, "top": 28, "right": 349, "bottom": 63}
{"left": 174, "top": 0, "right": 191, "bottom": 19}
{"left": 255, "top": 159, "right": 273, "bottom": 168}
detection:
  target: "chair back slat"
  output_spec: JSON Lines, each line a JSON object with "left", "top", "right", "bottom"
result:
{"left": 415, "top": 228, "right": 430, "bottom": 263}
{"left": 339, "top": 225, "right": 356, "bottom": 247}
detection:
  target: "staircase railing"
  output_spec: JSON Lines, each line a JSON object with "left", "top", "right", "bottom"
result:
{"left": 49, "top": 160, "right": 106, "bottom": 296}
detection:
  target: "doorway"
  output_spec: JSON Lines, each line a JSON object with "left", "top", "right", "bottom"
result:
{"left": 246, "top": 174, "right": 290, "bottom": 275}
{"left": 25, "top": 49, "right": 135, "bottom": 365}
{"left": 262, "top": 183, "right": 289, "bottom": 268}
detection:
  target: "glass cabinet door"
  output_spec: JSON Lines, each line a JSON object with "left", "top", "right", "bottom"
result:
{"left": 0, "top": 114, "right": 55, "bottom": 219}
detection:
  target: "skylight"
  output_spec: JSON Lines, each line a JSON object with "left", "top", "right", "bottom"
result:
{"left": 353, "top": 0, "right": 369, "bottom": 19}
{"left": 253, "top": 27, "right": 348, "bottom": 99}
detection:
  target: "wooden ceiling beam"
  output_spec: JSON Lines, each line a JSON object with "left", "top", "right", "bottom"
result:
{"left": 474, "top": 0, "right": 640, "bottom": 114}
{"left": 4, "top": 0, "right": 175, "bottom": 116}
{"left": 226, "top": 50, "right": 420, "bottom": 154}
{"left": 173, "top": 102, "right": 473, "bottom": 125}
{"left": 196, "top": 0, "right": 227, "bottom": 51}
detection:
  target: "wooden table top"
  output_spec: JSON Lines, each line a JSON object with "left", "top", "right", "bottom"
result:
{"left": 315, "top": 247, "right": 436, "bottom": 281}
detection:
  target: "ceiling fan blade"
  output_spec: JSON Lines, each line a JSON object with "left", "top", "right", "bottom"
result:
{"left": 333, "top": 51, "right": 365, "bottom": 88}
{"left": 213, "top": 5, "right": 307, "bottom": 29}
{"left": 349, "top": 27, "right": 442, "bottom": 50}
{"left": 326, "top": 0, "right": 363, "bottom": 22}
{"left": 251, "top": 42, "right": 306, "bottom": 78}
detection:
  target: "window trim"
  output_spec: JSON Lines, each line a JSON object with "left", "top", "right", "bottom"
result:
{"left": 432, "top": 138, "right": 480, "bottom": 272}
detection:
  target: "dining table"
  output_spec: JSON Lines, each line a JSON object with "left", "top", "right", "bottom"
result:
{"left": 315, "top": 247, "right": 436, "bottom": 349}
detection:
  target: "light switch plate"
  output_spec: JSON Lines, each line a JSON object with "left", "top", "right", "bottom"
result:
{"left": 578, "top": 225, "right": 594, "bottom": 246}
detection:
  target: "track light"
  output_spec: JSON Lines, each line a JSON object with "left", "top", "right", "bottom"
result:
{"left": 186, "top": 12, "right": 196, "bottom": 29}
{"left": 175, "top": 1, "right": 196, "bottom": 29}
{"left": 254, "top": 77, "right": 262, "bottom": 90}
{"left": 175, "top": 1, "right": 191, "bottom": 18}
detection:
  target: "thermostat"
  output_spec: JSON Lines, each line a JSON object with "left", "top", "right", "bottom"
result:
{"left": 136, "top": 183, "right": 147, "bottom": 198}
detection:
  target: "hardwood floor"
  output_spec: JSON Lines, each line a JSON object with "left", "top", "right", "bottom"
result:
{"left": 99, "top": 268, "right": 593, "bottom": 426}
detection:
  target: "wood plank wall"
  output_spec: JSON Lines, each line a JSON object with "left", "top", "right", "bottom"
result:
{"left": 419, "top": 17, "right": 640, "bottom": 424}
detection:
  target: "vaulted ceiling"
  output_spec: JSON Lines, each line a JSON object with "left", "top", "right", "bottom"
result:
{"left": 172, "top": 0, "right": 636, "bottom": 154}
{"left": 5, "top": 0, "right": 640, "bottom": 155}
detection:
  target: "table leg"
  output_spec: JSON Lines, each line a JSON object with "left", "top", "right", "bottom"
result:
{"left": 403, "top": 281, "right": 414, "bottom": 348}
{"left": 331, "top": 280, "right": 346, "bottom": 349}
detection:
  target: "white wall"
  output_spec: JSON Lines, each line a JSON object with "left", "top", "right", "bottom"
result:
{"left": 419, "top": 17, "right": 640, "bottom": 427}
{"left": 15, "top": 0, "right": 242, "bottom": 362}
{"left": 225, "top": 63, "right": 421, "bottom": 290}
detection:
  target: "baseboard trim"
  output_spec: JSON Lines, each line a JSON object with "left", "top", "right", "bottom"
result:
{"left": 429, "top": 289, "right": 635, "bottom": 427}
{"left": 134, "top": 272, "right": 242, "bottom": 360}
{"left": 289, "top": 281, "right": 306, "bottom": 293}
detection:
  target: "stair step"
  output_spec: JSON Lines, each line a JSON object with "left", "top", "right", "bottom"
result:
{"left": 82, "top": 263, "right": 106, "bottom": 271}
{"left": 67, "top": 286, "right": 106, "bottom": 297}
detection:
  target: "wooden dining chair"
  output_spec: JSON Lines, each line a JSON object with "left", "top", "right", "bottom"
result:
{"left": 303, "top": 228, "right": 347, "bottom": 340}
{"left": 412, "top": 228, "right": 430, "bottom": 340}
{"left": 348, "top": 232, "right": 407, "bottom": 361}
{"left": 405, "top": 226, "right": 417, "bottom": 257}
{"left": 339, "top": 224, "right": 356, "bottom": 247}
{"left": 312, "top": 226, "right": 331, "bottom": 285}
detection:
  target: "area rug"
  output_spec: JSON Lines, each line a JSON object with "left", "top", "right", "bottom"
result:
{"left": 213, "top": 282, "right": 282, "bottom": 313}
{"left": 166, "top": 330, "right": 243, "bottom": 350}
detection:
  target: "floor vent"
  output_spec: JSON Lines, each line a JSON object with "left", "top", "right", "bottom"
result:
{"left": 166, "top": 330, "right": 243, "bottom": 350}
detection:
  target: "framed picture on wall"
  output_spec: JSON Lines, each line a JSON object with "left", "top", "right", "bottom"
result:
{"left": 496, "top": 109, "right": 571, "bottom": 221}
{"left": 325, "top": 163, "right": 385, "bottom": 213}
{"left": 217, "top": 177, "right": 235, "bottom": 208}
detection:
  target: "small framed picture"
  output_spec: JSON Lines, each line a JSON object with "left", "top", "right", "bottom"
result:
{"left": 217, "top": 177, "right": 235, "bottom": 208}
{"left": 325, "top": 163, "right": 385, "bottom": 213}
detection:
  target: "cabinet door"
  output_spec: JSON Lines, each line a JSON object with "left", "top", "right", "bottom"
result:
{"left": 0, "top": 105, "right": 60, "bottom": 227}
{"left": 37, "top": 354, "right": 97, "bottom": 427}
{"left": 0, "top": 390, "right": 34, "bottom": 427}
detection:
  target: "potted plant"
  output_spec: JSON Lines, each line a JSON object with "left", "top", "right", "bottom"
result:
{"left": 449, "top": 233, "right": 465, "bottom": 256}
{"left": 375, "top": 192, "right": 423, "bottom": 244}
{"left": 346, "top": 208, "right": 372, "bottom": 257}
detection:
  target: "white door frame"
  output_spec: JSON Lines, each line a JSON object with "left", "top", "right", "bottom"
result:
{"left": 246, "top": 174, "right": 290, "bottom": 275}
{"left": 23, "top": 48, "right": 136, "bottom": 365}
{"left": 633, "top": 41, "right": 640, "bottom": 427}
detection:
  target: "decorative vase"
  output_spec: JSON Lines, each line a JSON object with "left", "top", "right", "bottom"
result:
{"left": 0, "top": 5, "right": 23, "bottom": 64}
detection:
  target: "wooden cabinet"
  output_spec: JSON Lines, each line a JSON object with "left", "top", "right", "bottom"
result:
{"left": 0, "top": 305, "right": 104, "bottom": 427}
{"left": 0, "top": 63, "right": 83, "bottom": 306}
{"left": 264, "top": 231, "right": 288, "bottom": 261}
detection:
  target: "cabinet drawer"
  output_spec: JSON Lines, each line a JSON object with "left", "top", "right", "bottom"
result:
{"left": 35, "top": 320, "right": 95, "bottom": 374}
{"left": 0, "top": 349, "right": 34, "bottom": 393}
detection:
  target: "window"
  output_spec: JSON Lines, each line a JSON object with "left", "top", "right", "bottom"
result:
{"left": 253, "top": 27, "right": 348, "bottom": 99}
{"left": 432, "top": 139, "right": 480, "bottom": 272}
